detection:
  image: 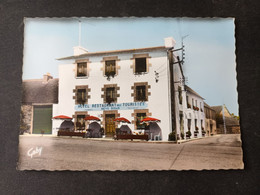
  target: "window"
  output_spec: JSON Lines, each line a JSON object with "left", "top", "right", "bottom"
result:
{"left": 105, "top": 87, "right": 116, "bottom": 104}
{"left": 178, "top": 86, "right": 182, "bottom": 104}
{"left": 77, "top": 62, "right": 87, "bottom": 77}
{"left": 132, "top": 82, "right": 150, "bottom": 102}
{"left": 75, "top": 115, "right": 85, "bottom": 130}
{"left": 192, "top": 98, "right": 194, "bottom": 107}
{"left": 73, "top": 86, "right": 90, "bottom": 105}
{"left": 136, "top": 86, "right": 147, "bottom": 101}
{"left": 187, "top": 96, "right": 191, "bottom": 108}
{"left": 135, "top": 58, "right": 147, "bottom": 74}
{"left": 102, "top": 84, "right": 119, "bottom": 104}
{"left": 136, "top": 113, "right": 147, "bottom": 129}
{"left": 195, "top": 119, "right": 198, "bottom": 130}
{"left": 76, "top": 89, "right": 87, "bottom": 105}
{"left": 105, "top": 60, "right": 116, "bottom": 78}
{"left": 188, "top": 119, "right": 191, "bottom": 130}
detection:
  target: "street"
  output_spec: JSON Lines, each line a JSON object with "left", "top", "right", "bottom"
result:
{"left": 18, "top": 134, "right": 243, "bottom": 171}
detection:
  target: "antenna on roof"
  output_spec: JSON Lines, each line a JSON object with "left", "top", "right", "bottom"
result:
{"left": 78, "top": 19, "right": 81, "bottom": 46}
{"left": 181, "top": 35, "right": 189, "bottom": 65}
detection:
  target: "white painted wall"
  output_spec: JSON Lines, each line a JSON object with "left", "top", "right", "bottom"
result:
{"left": 172, "top": 54, "right": 205, "bottom": 139}
{"left": 54, "top": 49, "right": 173, "bottom": 141}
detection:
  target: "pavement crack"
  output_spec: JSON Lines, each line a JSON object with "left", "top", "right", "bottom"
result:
{"left": 169, "top": 145, "right": 185, "bottom": 169}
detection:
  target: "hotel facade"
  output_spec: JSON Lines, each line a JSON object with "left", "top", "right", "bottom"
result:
{"left": 50, "top": 37, "right": 206, "bottom": 141}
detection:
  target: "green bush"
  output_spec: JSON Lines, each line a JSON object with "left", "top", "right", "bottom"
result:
{"left": 168, "top": 131, "right": 176, "bottom": 141}
{"left": 186, "top": 130, "right": 192, "bottom": 137}
{"left": 181, "top": 132, "right": 184, "bottom": 139}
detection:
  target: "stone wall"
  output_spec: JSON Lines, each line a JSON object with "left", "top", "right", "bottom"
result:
{"left": 20, "top": 105, "right": 32, "bottom": 134}
{"left": 216, "top": 124, "right": 240, "bottom": 134}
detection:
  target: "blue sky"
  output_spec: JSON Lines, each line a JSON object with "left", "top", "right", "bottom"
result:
{"left": 23, "top": 17, "right": 238, "bottom": 115}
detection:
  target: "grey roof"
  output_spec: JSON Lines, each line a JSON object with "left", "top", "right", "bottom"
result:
{"left": 22, "top": 78, "right": 59, "bottom": 104}
{"left": 185, "top": 85, "right": 204, "bottom": 99}
{"left": 57, "top": 46, "right": 167, "bottom": 60}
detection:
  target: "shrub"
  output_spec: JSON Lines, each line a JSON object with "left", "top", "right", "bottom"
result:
{"left": 168, "top": 131, "right": 176, "bottom": 141}
{"left": 186, "top": 130, "right": 192, "bottom": 137}
{"left": 181, "top": 132, "right": 184, "bottom": 139}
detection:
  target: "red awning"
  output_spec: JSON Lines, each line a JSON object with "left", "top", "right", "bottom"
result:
{"left": 114, "top": 117, "right": 131, "bottom": 124}
{"left": 140, "top": 117, "right": 161, "bottom": 123}
{"left": 53, "top": 115, "right": 72, "bottom": 120}
{"left": 84, "top": 116, "right": 101, "bottom": 121}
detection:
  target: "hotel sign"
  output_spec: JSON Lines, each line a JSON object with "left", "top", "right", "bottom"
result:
{"left": 75, "top": 102, "right": 148, "bottom": 111}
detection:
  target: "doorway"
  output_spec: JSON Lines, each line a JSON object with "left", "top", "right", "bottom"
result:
{"left": 33, "top": 105, "right": 52, "bottom": 134}
{"left": 105, "top": 114, "right": 116, "bottom": 136}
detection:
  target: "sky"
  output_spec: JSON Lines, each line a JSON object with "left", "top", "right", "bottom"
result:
{"left": 23, "top": 17, "right": 238, "bottom": 115}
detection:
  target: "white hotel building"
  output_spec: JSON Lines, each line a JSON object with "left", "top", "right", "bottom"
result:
{"left": 52, "top": 37, "right": 206, "bottom": 141}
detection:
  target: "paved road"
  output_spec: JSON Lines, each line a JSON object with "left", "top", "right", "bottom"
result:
{"left": 18, "top": 134, "right": 243, "bottom": 171}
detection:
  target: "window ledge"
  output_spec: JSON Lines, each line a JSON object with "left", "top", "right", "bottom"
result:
{"left": 134, "top": 72, "right": 148, "bottom": 75}
{"left": 75, "top": 76, "right": 88, "bottom": 79}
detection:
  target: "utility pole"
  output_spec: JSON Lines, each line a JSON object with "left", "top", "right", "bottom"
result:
{"left": 222, "top": 104, "right": 227, "bottom": 134}
{"left": 78, "top": 19, "right": 81, "bottom": 46}
{"left": 168, "top": 48, "right": 177, "bottom": 140}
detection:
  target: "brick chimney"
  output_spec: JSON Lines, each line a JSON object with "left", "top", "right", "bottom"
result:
{"left": 164, "top": 37, "right": 176, "bottom": 48}
{"left": 43, "top": 73, "right": 53, "bottom": 82}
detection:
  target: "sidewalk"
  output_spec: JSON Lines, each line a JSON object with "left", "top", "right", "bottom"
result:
{"left": 20, "top": 133, "right": 219, "bottom": 144}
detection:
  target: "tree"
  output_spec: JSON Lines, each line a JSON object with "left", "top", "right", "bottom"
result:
{"left": 20, "top": 110, "right": 29, "bottom": 135}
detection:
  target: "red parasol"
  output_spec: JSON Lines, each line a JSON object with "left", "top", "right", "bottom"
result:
{"left": 113, "top": 117, "right": 131, "bottom": 124}
{"left": 53, "top": 115, "right": 72, "bottom": 120}
{"left": 84, "top": 116, "right": 101, "bottom": 121}
{"left": 141, "top": 117, "right": 161, "bottom": 123}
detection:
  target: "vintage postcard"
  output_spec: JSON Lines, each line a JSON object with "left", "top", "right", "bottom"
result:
{"left": 18, "top": 17, "right": 243, "bottom": 171}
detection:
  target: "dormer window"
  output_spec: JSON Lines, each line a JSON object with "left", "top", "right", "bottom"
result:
{"left": 77, "top": 62, "right": 87, "bottom": 77}
{"left": 135, "top": 58, "right": 147, "bottom": 74}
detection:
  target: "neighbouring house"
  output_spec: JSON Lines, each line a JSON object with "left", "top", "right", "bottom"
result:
{"left": 211, "top": 105, "right": 240, "bottom": 134}
{"left": 172, "top": 57, "right": 206, "bottom": 139}
{"left": 204, "top": 102, "right": 217, "bottom": 136}
{"left": 20, "top": 73, "right": 58, "bottom": 134}
{"left": 179, "top": 85, "right": 206, "bottom": 139}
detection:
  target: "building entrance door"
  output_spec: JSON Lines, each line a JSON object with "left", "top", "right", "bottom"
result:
{"left": 105, "top": 114, "right": 116, "bottom": 136}
{"left": 33, "top": 105, "right": 52, "bottom": 134}
{"left": 210, "top": 124, "right": 213, "bottom": 134}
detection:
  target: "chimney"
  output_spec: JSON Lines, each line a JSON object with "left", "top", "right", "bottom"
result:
{"left": 43, "top": 73, "right": 53, "bottom": 82}
{"left": 73, "top": 46, "right": 88, "bottom": 56}
{"left": 164, "top": 37, "right": 176, "bottom": 48}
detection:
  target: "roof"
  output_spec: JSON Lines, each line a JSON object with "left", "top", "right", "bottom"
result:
{"left": 211, "top": 105, "right": 239, "bottom": 126}
{"left": 57, "top": 46, "right": 167, "bottom": 60}
{"left": 185, "top": 85, "right": 204, "bottom": 99}
{"left": 204, "top": 102, "right": 216, "bottom": 111}
{"left": 211, "top": 106, "right": 223, "bottom": 114}
{"left": 22, "top": 78, "right": 59, "bottom": 104}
